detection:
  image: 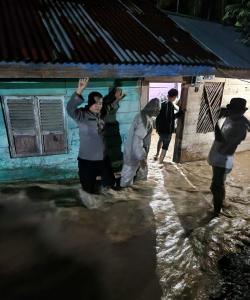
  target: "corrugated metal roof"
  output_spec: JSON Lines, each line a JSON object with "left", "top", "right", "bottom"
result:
{"left": 0, "top": 0, "right": 222, "bottom": 67}
{"left": 169, "top": 14, "right": 250, "bottom": 69}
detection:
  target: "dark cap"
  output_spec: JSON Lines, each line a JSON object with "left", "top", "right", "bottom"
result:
{"left": 226, "top": 98, "right": 248, "bottom": 113}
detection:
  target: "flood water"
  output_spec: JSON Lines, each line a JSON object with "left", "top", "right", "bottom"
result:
{"left": 0, "top": 132, "right": 249, "bottom": 299}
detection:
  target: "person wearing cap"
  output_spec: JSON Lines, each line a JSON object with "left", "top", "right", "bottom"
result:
{"left": 208, "top": 97, "right": 249, "bottom": 218}
{"left": 120, "top": 98, "right": 161, "bottom": 187}
{"left": 67, "top": 78, "right": 124, "bottom": 208}
{"left": 154, "top": 88, "right": 184, "bottom": 163}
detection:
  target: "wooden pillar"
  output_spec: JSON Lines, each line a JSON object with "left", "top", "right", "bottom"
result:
{"left": 173, "top": 82, "right": 190, "bottom": 163}
{"left": 140, "top": 80, "right": 149, "bottom": 109}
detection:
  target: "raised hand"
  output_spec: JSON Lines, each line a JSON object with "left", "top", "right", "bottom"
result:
{"left": 115, "top": 87, "right": 126, "bottom": 101}
{"left": 76, "top": 78, "right": 89, "bottom": 95}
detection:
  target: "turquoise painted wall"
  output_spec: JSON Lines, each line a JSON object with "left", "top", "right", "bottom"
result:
{"left": 0, "top": 79, "right": 141, "bottom": 183}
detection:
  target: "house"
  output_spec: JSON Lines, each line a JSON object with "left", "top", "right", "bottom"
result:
{"left": 0, "top": 0, "right": 248, "bottom": 182}
{"left": 167, "top": 13, "right": 250, "bottom": 161}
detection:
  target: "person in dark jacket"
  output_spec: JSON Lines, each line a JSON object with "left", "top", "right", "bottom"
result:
{"left": 154, "top": 89, "right": 183, "bottom": 163}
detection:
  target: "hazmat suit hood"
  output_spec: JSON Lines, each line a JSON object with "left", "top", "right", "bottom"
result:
{"left": 141, "top": 98, "right": 160, "bottom": 127}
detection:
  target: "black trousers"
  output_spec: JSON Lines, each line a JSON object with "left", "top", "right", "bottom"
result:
{"left": 159, "top": 133, "right": 172, "bottom": 150}
{"left": 210, "top": 166, "right": 228, "bottom": 216}
{"left": 78, "top": 156, "right": 115, "bottom": 194}
{"left": 103, "top": 121, "right": 123, "bottom": 173}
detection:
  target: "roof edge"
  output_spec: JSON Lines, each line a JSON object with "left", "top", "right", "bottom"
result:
{"left": 0, "top": 62, "right": 216, "bottom": 78}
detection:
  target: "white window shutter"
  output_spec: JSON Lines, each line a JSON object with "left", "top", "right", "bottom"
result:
{"left": 38, "top": 96, "right": 67, "bottom": 154}
{"left": 3, "top": 97, "right": 41, "bottom": 157}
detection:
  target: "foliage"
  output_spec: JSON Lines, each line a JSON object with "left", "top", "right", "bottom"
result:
{"left": 158, "top": 0, "right": 250, "bottom": 45}
{"left": 223, "top": 0, "right": 250, "bottom": 45}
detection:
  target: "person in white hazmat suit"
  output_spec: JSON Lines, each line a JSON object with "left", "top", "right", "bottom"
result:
{"left": 120, "top": 98, "right": 161, "bottom": 187}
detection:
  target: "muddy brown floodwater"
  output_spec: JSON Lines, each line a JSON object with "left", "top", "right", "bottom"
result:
{"left": 0, "top": 132, "right": 249, "bottom": 299}
{"left": 149, "top": 132, "right": 250, "bottom": 299}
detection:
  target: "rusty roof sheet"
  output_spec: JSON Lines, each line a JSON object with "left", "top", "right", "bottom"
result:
{"left": 0, "top": 0, "right": 222, "bottom": 66}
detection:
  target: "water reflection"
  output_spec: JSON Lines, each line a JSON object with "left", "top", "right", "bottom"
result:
{"left": 0, "top": 183, "right": 162, "bottom": 300}
{"left": 0, "top": 134, "right": 249, "bottom": 299}
{"left": 149, "top": 133, "right": 250, "bottom": 299}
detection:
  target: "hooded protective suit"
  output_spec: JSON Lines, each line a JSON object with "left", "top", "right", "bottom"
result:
{"left": 120, "top": 98, "right": 160, "bottom": 187}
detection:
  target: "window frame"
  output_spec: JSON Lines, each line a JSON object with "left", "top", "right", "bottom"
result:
{"left": 2, "top": 95, "right": 68, "bottom": 158}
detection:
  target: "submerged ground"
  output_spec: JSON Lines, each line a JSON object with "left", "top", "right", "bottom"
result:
{"left": 0, "top": 132, "right": 249, "bottom": 299}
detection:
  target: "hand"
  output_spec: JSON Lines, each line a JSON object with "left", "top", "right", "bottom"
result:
{"left": 140, "top": 159, "right": 147, "bottom": 169}
{"left": 76, "top": 78, "right": 89, "bottom": 95}
{"left": 115, "top": 87, "right": 126, "bottom": 101}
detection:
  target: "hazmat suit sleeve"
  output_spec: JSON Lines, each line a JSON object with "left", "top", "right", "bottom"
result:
{"left": 132, "top": 116, "right": 148, "bottom": 161}
{"left": 123, "top": 114, "right": 149, "bottom": 164}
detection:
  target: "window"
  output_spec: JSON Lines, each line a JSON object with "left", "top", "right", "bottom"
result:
{"left": 196, "top": 82, "right": 224, "bottom": 133}
{"left": 3, "top": 96, "right": 68, "bottom": 158}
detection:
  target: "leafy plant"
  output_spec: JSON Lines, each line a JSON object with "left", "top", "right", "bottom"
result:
{"left": 223, "top": 0, "right": 250, "bottom": 45}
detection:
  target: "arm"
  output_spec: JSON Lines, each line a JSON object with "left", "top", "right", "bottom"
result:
{"left": 243, "top": 116, "right": 250, "bottom": 132}
{"left": 111, "top": 88, "right": 126, "bottom": 108}
{"left": 218, "top": 118, "right": 247, "bottom": 155}
{"left": 66, "top": 78, "right": 89, "bottom": 122}
{"left": 155, "top": 104, "right": 165, "bottom": 133}
{"left": 174, "top": 107, "right": 184, "bottom": 119}
{"left": 132, "top": 115, "right": 148, "bottom": 161}
{"left": 102, "top": 88, "right": 126, "bottom": 117}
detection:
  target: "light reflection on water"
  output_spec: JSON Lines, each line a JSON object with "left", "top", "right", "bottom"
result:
{"left": 148, "top": 134, "right": 250, "bottom": 299}
{"left": 0, "top": 136, "right": 249, "bottom": 299}
{"left": 0, "top": 185, "right": 163, "bottom": 300}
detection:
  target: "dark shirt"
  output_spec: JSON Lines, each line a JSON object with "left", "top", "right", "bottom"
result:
{"left": 156, "top": 101, "right": 183, "bottom": 134}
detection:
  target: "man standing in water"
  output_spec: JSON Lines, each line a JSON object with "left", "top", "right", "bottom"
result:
{"left": 154, "top": 89, "right": 183, "bottom": 163}
{"left": 208, "top": 98, "right": 249, "bottom": 218}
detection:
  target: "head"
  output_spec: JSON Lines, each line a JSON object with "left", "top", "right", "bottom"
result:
{"left": 226, "top": 98, "right": 248, "bottom": 116}
{"left": 168, "top": 88, "right": 178, "bottom": 102}
{"left": 143, "top": 98, "right": 161, "bottom": 117}
{"left": 218, "top": 106, "right": 229, "bottom": 118}
{"left": 87, "top": 91, "right": 103, "bottom": 114}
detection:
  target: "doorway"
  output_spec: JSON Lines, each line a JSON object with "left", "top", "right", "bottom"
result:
{"left": 148, "top": 82, "right": 182, "bottom": 162}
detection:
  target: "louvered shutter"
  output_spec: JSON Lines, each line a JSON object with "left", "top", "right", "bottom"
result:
{"left": 3, "top": 97, "right": 41, "bottom": 157}
{"left": 196, "top": 82, "right": 225, "bottom": 133}
{"left": 38, "top": 97, "right": 67, "bottom": 154}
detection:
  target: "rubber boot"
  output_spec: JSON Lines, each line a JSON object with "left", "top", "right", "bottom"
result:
{"left": 211, "top": 185, "right": 225, "bottom": 217}
{"left": 159, "top": 149, "right": 167, "bottom": 163}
